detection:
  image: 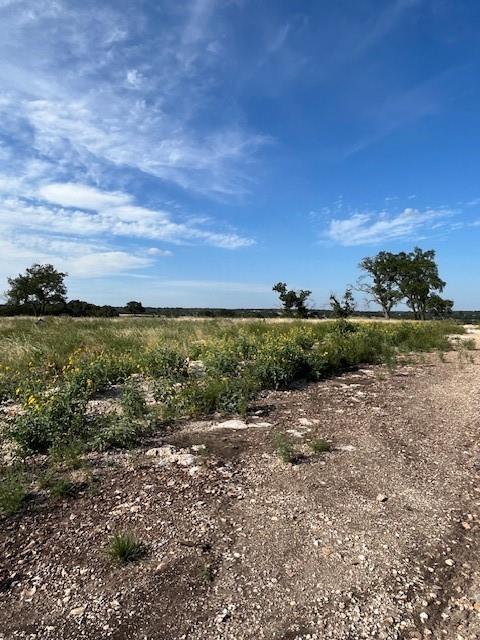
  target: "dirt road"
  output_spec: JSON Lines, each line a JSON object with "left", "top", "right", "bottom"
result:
{"left": 1, "top": 344, "right": 479, "bottom": 639}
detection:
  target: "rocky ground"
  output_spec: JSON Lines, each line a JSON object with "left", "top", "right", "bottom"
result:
{"left": 0, "top": 342, "right": 479, "bottom": 639}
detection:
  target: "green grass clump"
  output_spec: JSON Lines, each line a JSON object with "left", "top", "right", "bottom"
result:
{"left": 0, "top": 467, "right": 26, "bottom": 516}
{"left": 108, "top": 532, "right": 146, "bottom": 564}
{"left": 309, "top": 438, "right": 331, "bottom": 453}
{"left": 48, "top": 439, "right": 87, "bottom": 470}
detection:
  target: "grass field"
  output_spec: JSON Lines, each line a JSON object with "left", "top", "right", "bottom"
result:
{"left": 0, "top": 316, "right": 465, "bottom": 461}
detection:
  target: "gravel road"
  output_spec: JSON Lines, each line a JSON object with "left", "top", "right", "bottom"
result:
{"left": 1, "top": 341, "right": 479, "bottom": 639}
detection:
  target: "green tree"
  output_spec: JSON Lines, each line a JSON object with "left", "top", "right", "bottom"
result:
{"left": 394, "top": 248, "right": 446, "bottom": 320}
{"left": 272, "top": 282, "right": 311, "bottom": 318}
{"left": 426, "top": 294, "right": 454, "bottom": 319}
{"left": 329, "top": 287, "right": 356, "bottom": 318}
{"left": 6, "top": 264, "right": 67, "bottom": 316}
{"left": 357, "top": 251, "right": 403, "bottom": 319}
{"left": 125, "top": 300, "right": 145, "bottom": 314}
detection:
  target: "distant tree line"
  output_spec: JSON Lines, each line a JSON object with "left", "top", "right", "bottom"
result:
{"left": 0, "top": 250, "right": 459, "bottom": 320}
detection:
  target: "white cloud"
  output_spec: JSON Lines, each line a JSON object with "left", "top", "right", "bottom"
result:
{"left": 0, "top": 234, "right": 153, "bottom": 282}
{"left": 67, "top": 252, "right": 151, "bottom": 277}
{"left": 325, "top": 207, "right": 455, "bottom": 246}
{"left": 38, "top": 182, "right": 131, "bottom": 210}
{"left": 0, "top": 180, "right": 253, "bottom": 280}
{"left": 125, "top": 69, "right": 143, "bottom": 89}
{"left": 147, "top": 247, "right": 173, "bottom": 257}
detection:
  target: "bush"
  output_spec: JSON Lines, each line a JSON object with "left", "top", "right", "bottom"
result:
{"left": 121, "top": 378, "right": 147, "bottom": 419}
{"left": 0, "top": 467, "right": 26, "bottom": 516}
{"left": 11, "top": 383, "right": 89, "bottom": 453}
{"left": 274, "top": 434, "right": 296, "bottom": 464}
{"left": 90, "top": 415, "right": 145, "bottom": 452}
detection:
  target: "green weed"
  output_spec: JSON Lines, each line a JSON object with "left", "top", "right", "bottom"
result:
{"left": 121, "top": 378, "right": 147, "bottom": 419}
{"left": 108, "top": 532, "right": 146, "bottom": 564}
{"left": 275, "top": 434, "right": 296, "bottom": 464}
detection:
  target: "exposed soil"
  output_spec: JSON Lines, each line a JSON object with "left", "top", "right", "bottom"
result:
{"left": 1, "top": 344, "right": 479, "bottom": 639}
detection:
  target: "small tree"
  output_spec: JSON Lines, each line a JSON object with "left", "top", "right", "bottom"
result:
{"left": 272, "top": 282, "right": 311, "bottom": 318}
{"left": 125, "top": 301, "right": 145, "bottom": 315}
{"left": 426, "top": 294, "right": 453, "bottom": 319}
{"left": 394, "top": 248, "right": 445, "bottom": 320}
{"left": 329, "top": 287, "right": 356, "bottom": 318}
{"left": 357, "top": 251, "right": 403, "bottom": 319}
{"left": 6, "top": 264, "right": 67, "bottom": 316}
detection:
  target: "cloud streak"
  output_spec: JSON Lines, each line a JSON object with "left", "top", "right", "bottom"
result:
{"left": 325, "top": 207, "right": 456, "bottom": 246}
{"left": 0, "top": 181, "right": 254, "bottom": 281}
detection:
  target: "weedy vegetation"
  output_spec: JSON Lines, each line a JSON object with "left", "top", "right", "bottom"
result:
{"left": 108, "top": 532, "right": 146, "bottom": 564}
{"left": 309, "top": 438, "right": 331, "bottom": 453}
{"left": 0, "top": 466, "right": 27, "bottom": 516}
{"left": 0, "top": 317, "right": 467, "bottom": 466}
{"left": 275, "top": 434, "right": 296, "bottom": 464}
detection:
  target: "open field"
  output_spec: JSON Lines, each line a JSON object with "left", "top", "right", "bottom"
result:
{"left": 0, "top": 319, "right": 479, "bottom": 639}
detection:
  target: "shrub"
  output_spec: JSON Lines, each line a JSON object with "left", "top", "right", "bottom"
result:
{"left": 121, "top": 378, "right": 147, "bottom": 419}
{"left": 90, "top": 415, "right": 145, "bottom": 452}
{"left": 108, "top": 532, "right": 146, "bottom": 563}
{"left": 274, "top": 434, "right": 296, "bottom": 464}
{"left": 142, "top": 347, "right": 187, "bottom": 380}
{"left": 0, "top": 467, "right": 26, "bottom": 516}
{"left": 11, "top": 383, "right": 89, "bottom": 453}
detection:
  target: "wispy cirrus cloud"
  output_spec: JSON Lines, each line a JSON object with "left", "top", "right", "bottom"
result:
{"left": 323, "top": 206, "right": 457, "bottom": 246}
{"left": 0, "top": 0, "right": 269, "bottom": 198}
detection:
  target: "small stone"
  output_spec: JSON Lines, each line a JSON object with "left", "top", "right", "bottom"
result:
{"left": 69, "top": 606, "right": 86, "bottom": 617}
{"left": 419, "top": 612, "right": 428, "bottom": 624}
{"left": 214, "top": 419, "right": 249, "bottom": 430}
{"left": 445, "top": 558, "right": 455, "bottom": 567}
{"left": 376, "top": 493, "right": 388, "bottom": 502}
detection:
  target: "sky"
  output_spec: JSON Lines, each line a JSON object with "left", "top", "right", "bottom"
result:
{"left": 1, "top": 0, "right": 480, "bottom": 309}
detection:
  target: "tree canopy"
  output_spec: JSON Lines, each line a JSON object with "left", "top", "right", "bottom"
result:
{"left": 357, "top": 251, "right": 403, "bottom": 319}
{"left": 6, "top": 264, "right": 67, "bottom": 316}
{"left": 393, "top": 247, "right": 446, "bottom": 320}
{"left": 272, "top": 282, "right": 311, "bottom": 318}
{"left": 358, "top": 247, "right": 451, "bottom": 320}
{"left": 329, "top": 287, "right": 356, "bottom": 318}
{"left": 125, "top": 301, "right": 145, "bottom": 314}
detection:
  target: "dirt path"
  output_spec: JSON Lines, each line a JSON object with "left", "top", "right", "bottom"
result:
{"left": 1, "top": 345, "right": 479, "bottom": 640}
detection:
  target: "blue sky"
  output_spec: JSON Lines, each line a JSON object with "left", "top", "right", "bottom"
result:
{"left": 1, "top": 0, "right": 480, "bottom": 309}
